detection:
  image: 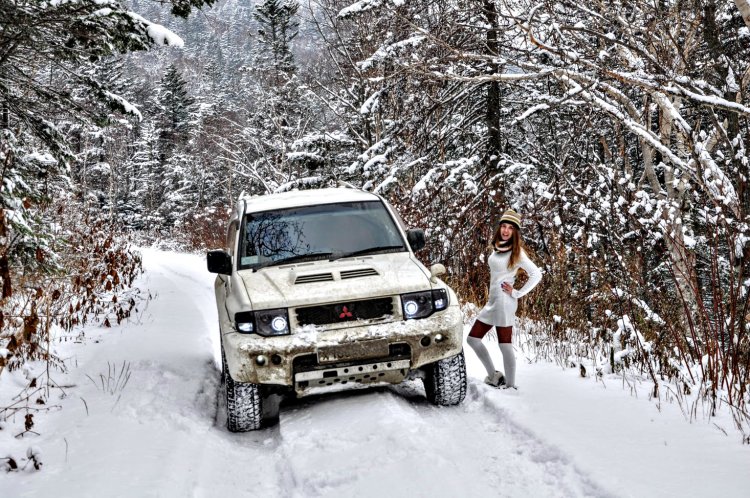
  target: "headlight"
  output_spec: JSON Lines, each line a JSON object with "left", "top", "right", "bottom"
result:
{"left": 401, "top": 289, "right": 449, "bottom": 320}
{"left": 256, "top": 308, "right": 290, "bottom": 336}
{"left": 234, "top": 309, "right": 290, "bottom": 336}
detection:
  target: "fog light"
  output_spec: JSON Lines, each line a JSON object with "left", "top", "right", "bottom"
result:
{"left": 256, "top": 355, "right": 267, "bottom": 366}
{"left": 420, "top": 336, "right": 431, "bottom": 347}
{"left": 434, "top": 334, "right": 444, "bottom": 343}
{"left": 271, "top": 354, "right": 282, "bottom": 365}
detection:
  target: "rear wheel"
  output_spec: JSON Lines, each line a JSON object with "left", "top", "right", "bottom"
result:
{"left": 423, "top": 351, "right": 467, "bottom": 406}
{"left": 222, "top": 349, "right": 263, "bottom": 432}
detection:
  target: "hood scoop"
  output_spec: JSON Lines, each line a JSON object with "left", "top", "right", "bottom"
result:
{"left": 294, "top": 272, "right": 334, "bottom": 284}
{"left": 293, "top": 267, "right": 379, "bottom": 284}
{"left": 340, "top": 268, "right": 379, "bottom": 280}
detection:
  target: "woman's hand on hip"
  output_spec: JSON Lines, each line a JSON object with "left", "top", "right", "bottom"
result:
{"left": 501, "top": 282, "right": 514, "bottom": 295}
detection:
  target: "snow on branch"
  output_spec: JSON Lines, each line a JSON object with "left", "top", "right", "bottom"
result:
{"left": 651, "top": 92, "right": 692, "bottom": 135}
{"left": 372, "top": 157, "right": 425, "bottom": 194}
{"left": 666, "top": 82, "right": 750, "bottom": 115}
{"left": 513, "top": 103, "right": 549, "bottom": 123}
{"left": 347, "top": 138, "right": 391, "bottom": 175}
{"left": 360, "top": 90, "right": 382, "bottom": 115}
{"left": 373, "top": 172, "right": 399, "bottom": 193}
{"left": 364, "top": 154, "right": 388, "bottom": 169}
{"left": 432, "top": 68, "right": 555, "bottom": 84}
{"left": 338, "top": 0, "right": 407, "bottom": 19}
{"left": 609, "top": 70, "right": 750, "bottom": 116}
{"left": 274, "top": 176, "right": 324, "bottom": 193}
{"left": 127, "top": 12, "right": 184, "bottom": 47}
{"left": 103, "top": 91, "right": 142, "bottom": 121}
{"left": 559, "top": 74, "right": 687, "bottom": 169}
{"left": 612, "top": 288, "right": 665, "bottom": 325}
{"left": 443, "top": 157, "right": 479, "bottom": 194}
{"left": 693, "top": 142, "right": 740, "bottom": 216}
{"left": 511, "top": 83, "right": 588, "bottom": 123}
{"left": 358, "top": 35, "right": 426, "bottom": 70}
{"left": 613, "top": 314, "right": 653, "bottom": 363}
{"left": 412, "top": 167, "right": 438, "bottom": 195}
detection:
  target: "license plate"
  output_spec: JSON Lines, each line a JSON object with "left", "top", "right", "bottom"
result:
{"left": 317, "top": 339, "right": 389, "bottom": 363}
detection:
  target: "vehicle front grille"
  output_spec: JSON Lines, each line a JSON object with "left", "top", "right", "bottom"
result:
{"left": 295, "top": 297, "right": 394, "bottom": 326}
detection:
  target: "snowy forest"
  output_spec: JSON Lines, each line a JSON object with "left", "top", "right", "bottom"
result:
{"left": 2, "top": 0, "right": 750, "bottom": 443}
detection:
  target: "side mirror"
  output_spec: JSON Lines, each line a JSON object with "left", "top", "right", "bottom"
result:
{"left": 406, "top": 228, "right": 425, "bottom": 252}
{"left": 430, "top": 263, "right": 446, "bottom": 283}
{"left": 207, "top": 250, "right": 233, "bottom": 275}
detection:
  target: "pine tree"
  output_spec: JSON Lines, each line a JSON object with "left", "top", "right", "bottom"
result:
{"left": 253, "top": 0, "right": 299, "bottom": 75}
{"left": 135, "top": 64, "right": 199, "bottom": 229}
{"left": 156, "top": 64, "right": 196, "bottom": 162}
{"left": 120, "top": 121, "right": 160, "bottom": 229}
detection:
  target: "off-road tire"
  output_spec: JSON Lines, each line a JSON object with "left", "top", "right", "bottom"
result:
{"left": 423, "top": 351, "right": 467, "bottom": 406}
{"left": 222, "top": 349, "right": 263, "bottom": 432}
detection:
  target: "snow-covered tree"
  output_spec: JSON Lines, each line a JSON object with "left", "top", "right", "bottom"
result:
{"left": 0, "top": 0, "right": 212, "bottom": 377}
{"left": 155, "top": 64, "right": 196, "bottom": 161}
{"left": 254, "top": 0, "right": 300, "bottom": 75}
{"left": 317, "top": 0, "right": 750, "bottom": 424}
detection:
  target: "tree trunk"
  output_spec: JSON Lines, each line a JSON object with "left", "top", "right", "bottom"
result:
{"left": 483, "top": 0, "right": 502, "bottom": 169}
{"left": 643, "top": 92, "right": 699, "bottom": 331}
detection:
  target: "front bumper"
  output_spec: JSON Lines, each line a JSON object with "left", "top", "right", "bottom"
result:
{"left": 222, "top": 305, "right": 463, "bottom": 393}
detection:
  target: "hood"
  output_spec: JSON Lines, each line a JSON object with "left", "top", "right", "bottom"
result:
{"left": 238, "top": 252, "right": 432, "bottom": 310}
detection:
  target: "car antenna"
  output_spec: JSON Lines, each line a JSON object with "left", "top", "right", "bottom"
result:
{"left": 337, "top": 180, "right": 360, "bottom": 190}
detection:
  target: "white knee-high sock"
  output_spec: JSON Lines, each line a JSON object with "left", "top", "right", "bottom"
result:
{"left": 499, "top": 343, "right": 516, "bottom": 387}
{"left": 467, "top": 336, "right": 495, "bottom": 377}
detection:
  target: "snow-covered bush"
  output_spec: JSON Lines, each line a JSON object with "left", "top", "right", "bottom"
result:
{"left": 0, "top": 199, "right": 143, "bottom": 376}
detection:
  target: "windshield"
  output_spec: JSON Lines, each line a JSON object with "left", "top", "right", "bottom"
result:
{"left": 239, "top": 200, "right": 407, "bottom": 270}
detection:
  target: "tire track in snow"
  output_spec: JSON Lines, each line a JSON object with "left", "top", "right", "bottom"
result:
{"left": 140, "top": 251, "right": 289, "bottom": 496}
{"left": 270, "top": 380, "right": 615, "bottom": 498}
{"left": 62, "top": 250, "right": 284, "bottom": 497}
{"left": 431, "top": 381, "right": 614, "bottom": 498}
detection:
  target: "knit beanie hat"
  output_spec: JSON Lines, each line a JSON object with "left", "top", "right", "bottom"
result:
{"left": 499, "top": 209, "right": 521, "bottom": 229}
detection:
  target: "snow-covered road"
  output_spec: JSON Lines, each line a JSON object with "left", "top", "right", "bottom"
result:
{"left": 2, "top": 249, "right": 749, "bottom": 497}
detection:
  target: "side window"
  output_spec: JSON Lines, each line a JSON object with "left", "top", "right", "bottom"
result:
{"left": 226, "top": 219, "right": 238, "bottom": 254}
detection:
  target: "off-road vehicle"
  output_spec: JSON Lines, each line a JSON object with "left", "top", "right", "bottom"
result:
{"left": 207, "top": 187, "right": 466, "bottom": 431}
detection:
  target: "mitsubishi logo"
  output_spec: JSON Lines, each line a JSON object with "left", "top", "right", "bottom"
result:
{"left": 339, "top": 306, "right": 353, "bottom": 319}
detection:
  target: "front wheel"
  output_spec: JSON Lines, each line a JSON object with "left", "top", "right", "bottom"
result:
{"left": 423, "top": 351, "right": 467, "bottom": 406}
{"left": 222, "top": 349, "right": 263, "bottom": 432}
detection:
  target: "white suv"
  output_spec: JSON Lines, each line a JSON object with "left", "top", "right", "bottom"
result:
{"left": 207, "top": 187, "right": 466, "bottom": 431}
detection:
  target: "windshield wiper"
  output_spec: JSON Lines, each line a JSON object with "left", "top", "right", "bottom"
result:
{"left": 254, "top": 252, "right": 333, "bottom": 270}
{"left": 330, "top": 245, "right": 405, "bottom": 261}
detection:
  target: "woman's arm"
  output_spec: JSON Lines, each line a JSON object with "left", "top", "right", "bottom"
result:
{"left": 510, "top": 252, "right": 542, "bottom": 299}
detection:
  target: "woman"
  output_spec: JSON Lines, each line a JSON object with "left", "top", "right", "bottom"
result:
{"left": 467, "top": 209, "right": 542, "bottom": 389}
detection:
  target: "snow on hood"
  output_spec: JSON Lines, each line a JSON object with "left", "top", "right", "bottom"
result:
{"left": 239, "top": 252, "right": 432, "bottom": 310}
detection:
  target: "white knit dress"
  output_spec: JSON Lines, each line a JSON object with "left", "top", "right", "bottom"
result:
{"left": 476, "top": 249, "right": 542, "bottom": 327}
